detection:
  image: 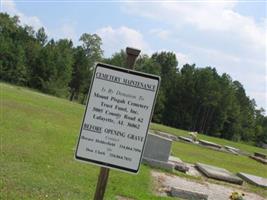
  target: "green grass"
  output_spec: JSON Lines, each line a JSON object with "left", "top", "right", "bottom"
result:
{"left": 171, "top": 142, "right": 267, "bottom": 178}
{"left": 150, "top": 123, "right": 267, "bottom": 155}
{"left": 1, "top": 83, "right": 267, "bottom": 199}
{"left": 151, "top": 123, "right": 267, "bottom": 177}
{"left": 0, "top": 83, "right": 174, "bottom": 200}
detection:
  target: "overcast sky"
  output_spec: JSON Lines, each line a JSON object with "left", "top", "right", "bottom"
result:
{"left": 1, "top": 0, "right": 266, "bottom": 111}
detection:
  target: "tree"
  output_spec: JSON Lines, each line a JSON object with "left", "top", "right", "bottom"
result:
{"left": 78, "top": 33, "right": 103, "bottom": 103}
{"left": 69, "top": 46, "right": 89, "bottom": 101}
{"left": 103, "top": 50, "right": 126, "bottom": 67}
{"left": 36, "top": 27, "right": 47, "bottom": 46}
{"left": 151, "top": 52, "right": 178, "bottom": 124}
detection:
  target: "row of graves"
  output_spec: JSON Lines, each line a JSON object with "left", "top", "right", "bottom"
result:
{"left": 142, "top": 131, "right": 267, "bottom": 200}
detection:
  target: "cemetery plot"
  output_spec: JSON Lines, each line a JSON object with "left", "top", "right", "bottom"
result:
{"left": 143, "top": 133, "right": 172, "bottom": 162}
{"left": 249, "top": 155, "right": 267, "bottom": 164}
{"left": 254, "top": 152, "right": 267, "bottom": 159}
{"left": 178, "top": 136, "right": 194, "bottom": 143}
{"left": 196, "top": 163, "right": 243, "bottom": 185}
{"left": 198, "top": 139, "right": 222, "bottom": 149}
{"left": 152, "top": 171, "right": 265, "bottom": 200}
{"left": 142, "top": 133, "right": 175, "bottom": 171}
{"left": 238, "top": 172, "right": 267, "bottom": 188}
{"left": 170, "top": 187, "right": 208, "bottom": 200}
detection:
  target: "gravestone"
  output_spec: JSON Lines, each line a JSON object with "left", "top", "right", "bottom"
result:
{"left": 237, "top": 172, "right": 267, "bottom": 188}
{"left": 224, "top": 145, "right": 239, "bottom": 155}
{"left": 170, "top": 187, "right": 208, "bottom": 200}
{"left": 178, "top": 136, "right": 194, "bottom": 143}
{"left": 155, "top": 131, "right": 178, "bottom": 141}
{"left": 198, "top": 140, "right": 222, "bottom": 149}
{"left": 254, "top": 152, "right": 267, "bottom": 159}
{"left": 142, "top": 133, "right": 174, "bottom": 171}
{"left": 143, "top": 133, "right": 172, "bottom": 162}
{"left": 224, "top": 145, "right": 239, "bottom": 152}
{"left": 249, "top": 155, "right": 267, "bottom": 164}
{"left": 196, "top": 163, "right": 243, "bottom": 185}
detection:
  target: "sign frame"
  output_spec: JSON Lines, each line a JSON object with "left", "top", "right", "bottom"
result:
{"left": 75, "top": 62, "right": 160, "bottom": 174}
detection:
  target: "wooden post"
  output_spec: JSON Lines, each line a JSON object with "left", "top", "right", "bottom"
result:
{"left": 93, "top": 47, "right": 141, "bottom": 200}
{"left": 93, "top": 167, "right": 110, "bottom": 200}
{"left": 126, "top": 47, "right": 141, "bottom": 70}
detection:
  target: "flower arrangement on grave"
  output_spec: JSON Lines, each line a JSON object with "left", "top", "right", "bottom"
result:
{"left": 189, "top": 131, "right": 198, "bottom": 142}
{"left": 229, "top": 191, "right": 245, "bottom": 200}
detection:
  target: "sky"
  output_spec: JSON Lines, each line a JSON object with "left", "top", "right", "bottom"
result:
{"left": 1, "top": 0, "right": 266, "bottom": 111}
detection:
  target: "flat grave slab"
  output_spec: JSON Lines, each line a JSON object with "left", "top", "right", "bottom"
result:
{"left": 155, "top": 131, "right": 178, "bottom": 141}
{"left": 254, "top": 152, "right": 267, "bottom": 159}
{"left": 178, "top": 136, "right": 194, "bottom": 143}
{"left": 152, "top": 171, "right": 265, "bottom": 200}
{"left": 196, "top": 163, "right": 243, "bottom": 185}
{"left": 224, "top": 146, "right": 239, "bottom": 155}
{"left": 224, "top": 145, "right": 239, "bottom": 151}
{"left": 199, "top": 139, "right": 222, "bottom": 149}
{"left": 170, "top": 187, "right": 208, "bottom": 200}
{"left": 249, "top": 155, "right": 267, "bottom": 164}
{"left": 238, "top": 172, "right": 267, "bottom": 188}
{"left": 224, "top": 145, "right": 239, "bottom": 152}
{"left": 142, "top": 157, "right": 174, "bottom": 171}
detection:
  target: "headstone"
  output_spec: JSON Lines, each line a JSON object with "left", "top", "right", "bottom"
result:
{"left": 143, "top": 133, "right": 172, "bottom": 162}
{"left": 254, "top": 152, "right": 267, "bottom": 159}
{"left": 170, "top": 187, "right": 208, "bottom": 200}
{"left": 196, "top": 163, "right": 243, "bottom": 185}
{"left": 198, "top": 140, "right": 222, "bottom": 149}
{"left": 178, "top": 136, "right": 194, "bottom": 143}
{"left": 142, "top": 133, "right": 174, "bottom": 171}
{"left": 237, "top": 172, "right": 267, "bottom": 188}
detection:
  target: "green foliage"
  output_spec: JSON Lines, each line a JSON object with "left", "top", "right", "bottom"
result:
{"left": 103, "top": 49, "right": 127, "bottom": 67}
{"left": 1, "top": 13, "right": 266, "bottom": 145}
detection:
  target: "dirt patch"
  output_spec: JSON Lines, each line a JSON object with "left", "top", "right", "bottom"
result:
{"left": 152, "top": 170, "right": 265, "bottom": 200}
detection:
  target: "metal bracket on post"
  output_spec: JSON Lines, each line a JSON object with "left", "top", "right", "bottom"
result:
{"left": 126, "top": 47, "right": 141, "bottom": 70}
{"left": 93, "top": 47, "right": 141, "bottom": 200}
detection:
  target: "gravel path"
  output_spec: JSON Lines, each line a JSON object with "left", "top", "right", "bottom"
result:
{"left": 152, "top": 171, "right": 266, "bottom": 200}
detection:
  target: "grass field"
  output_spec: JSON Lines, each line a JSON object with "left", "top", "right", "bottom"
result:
{"left": 150, "top": 124, "right": 267, "bottom": 155}
{"left": 1, "top": 83, "right": 267, "bottom": 199}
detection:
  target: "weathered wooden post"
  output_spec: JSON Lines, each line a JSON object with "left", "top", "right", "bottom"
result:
{"left": 93, "top": 167, "right": 110, "bottom": 200}
{"left": 93, "top": 47, "right": 141, "bottom": 200}
{"left": 126, "top": 47, "right": 141, "bottom": 69}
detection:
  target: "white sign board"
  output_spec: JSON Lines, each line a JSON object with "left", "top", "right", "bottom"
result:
{"left": 75, "top": 63, "right": 160, "bottom": 173}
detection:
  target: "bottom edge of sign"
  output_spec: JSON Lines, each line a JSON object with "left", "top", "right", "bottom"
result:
{"left": 75, "top": 155, "right": 140, "bottom": 174}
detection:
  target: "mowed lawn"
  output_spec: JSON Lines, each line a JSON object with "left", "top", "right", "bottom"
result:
{"left": 151, "top": 124, "right": 267, "bottom": 178}
{"left": 1, "top": 83, "right": 267, "bottom": 199}
{"left": 0, "top": 83, "right": 173, "bottom": 200}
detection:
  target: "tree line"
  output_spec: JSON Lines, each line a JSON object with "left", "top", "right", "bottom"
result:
{"left": 1, "top": 13, "right": 266, "bottom": 146}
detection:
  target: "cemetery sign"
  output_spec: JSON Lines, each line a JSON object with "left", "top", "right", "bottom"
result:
{"left": 75, "top": 63, "right": 160, "bottom": 173}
